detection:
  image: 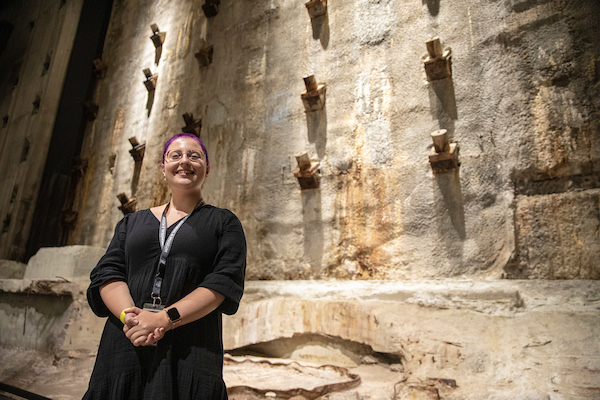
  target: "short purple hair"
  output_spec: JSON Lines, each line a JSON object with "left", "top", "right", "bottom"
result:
{"left": 162, "top": 133, "right": 209, "bottom": 167}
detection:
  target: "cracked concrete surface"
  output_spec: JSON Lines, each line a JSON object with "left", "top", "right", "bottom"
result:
{"left": 1, "top": 278, "right": 598, "bottom": 399}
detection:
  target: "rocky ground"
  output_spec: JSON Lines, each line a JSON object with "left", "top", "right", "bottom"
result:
{"left": 1, "top": 279, "right": 599, "bottom": 399}
{"left": 0, "top": 348, "right": 406, "bottom": 400}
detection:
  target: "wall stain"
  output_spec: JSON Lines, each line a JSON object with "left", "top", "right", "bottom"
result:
{"left": 328, "top": 124, "right": 393, "bottom": 279}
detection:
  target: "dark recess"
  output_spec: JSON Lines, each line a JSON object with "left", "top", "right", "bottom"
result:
{"left": 0, "top": 20, "right": 14, "bottom": 58}
{"left": 25, "top": 0, "right": 114, "bottom": 261}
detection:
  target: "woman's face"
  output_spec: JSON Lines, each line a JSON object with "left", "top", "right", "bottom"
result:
{"left": 161, "top": 137, "right": 209, "bottom": 193}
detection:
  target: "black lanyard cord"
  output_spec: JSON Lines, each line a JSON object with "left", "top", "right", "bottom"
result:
{"left": 151, "top": 199, "right": 205, "bottom": 304}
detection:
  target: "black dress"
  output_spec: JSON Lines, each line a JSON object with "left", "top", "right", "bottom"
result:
{"left": 83, "top": 205, "right": 246, "bottom": 400}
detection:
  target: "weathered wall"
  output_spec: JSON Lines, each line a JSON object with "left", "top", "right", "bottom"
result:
{"left": 0, "top": 246, "right": 104, "bottom": 353}
{"left": 2, "top": 0, "right": 598, "bottom": 280}
{"left": 1, "top": 4, "right": 598, "bottom": 397}
{"left": 0, "top": 0, "right": 84, "bottom": 260}
{"left": 69, "top": 0, "right": 600, "bottom": 280}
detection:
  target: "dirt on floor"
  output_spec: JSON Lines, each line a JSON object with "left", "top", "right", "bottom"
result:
{"left": 0, "top": 348, "right": 412, "bottom": 400}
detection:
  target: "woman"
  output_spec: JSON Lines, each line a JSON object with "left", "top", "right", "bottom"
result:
{"left": 84, "top": 133, "right": 246, "bottom": 399}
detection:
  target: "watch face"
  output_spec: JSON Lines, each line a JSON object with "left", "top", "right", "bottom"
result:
{"left": 166, "top": 307, "right": 181, "bottom": 321}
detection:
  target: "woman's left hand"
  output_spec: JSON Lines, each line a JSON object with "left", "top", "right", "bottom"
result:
{"left": 125, "top": 309, "right": 170, "bottom": 347}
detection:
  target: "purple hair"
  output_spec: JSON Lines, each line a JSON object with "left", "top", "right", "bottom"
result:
{"left": 162, "top": 133, "right": 209, "bottom": 167}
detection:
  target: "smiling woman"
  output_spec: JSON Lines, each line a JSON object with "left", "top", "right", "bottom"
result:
{"left": 83, "top": 133, "right": 247, "bottom": 400}
{"left": 161, "top": 133, "right": 210, "bottom": 197}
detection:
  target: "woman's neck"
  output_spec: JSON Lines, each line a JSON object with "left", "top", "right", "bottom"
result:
{"left": 169, "top": 192, "right": 202, "bottom": 214}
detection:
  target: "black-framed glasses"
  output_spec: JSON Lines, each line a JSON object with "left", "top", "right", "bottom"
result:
{"left": 166, "top": 150, "right": 205, "bottom": 163}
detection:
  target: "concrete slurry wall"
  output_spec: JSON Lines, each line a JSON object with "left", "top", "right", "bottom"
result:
{"left": 0, "top": 279, "right": 79, "bottom": 353}
{"left": 69, "top": 0, "right": 600, "bottom": 280}
{"left": 0, "top": 0, "right": 84, "bottom": 260}
{"left": 0, "top": 246, "right": 104, "bottom": 352}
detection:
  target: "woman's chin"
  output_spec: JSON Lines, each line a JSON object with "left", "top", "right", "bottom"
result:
{"left": 169, "top": 178, "right": 205, "bottom": 191}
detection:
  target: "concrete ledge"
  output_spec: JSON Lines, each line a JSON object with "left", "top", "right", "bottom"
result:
{"left": 0, "top": 279, "right": 89, "bottom": 353}
{"left": 0, "top": 278, "right": 83, "bottom": 296}
{"left": 241, "top": 279, "right": 600, "bottom": 314}
{"left": 224, "top": 280, "right": 600, "bottom": 399}
{"left": 24, "top": 246, "right": 105, "bottom": 283}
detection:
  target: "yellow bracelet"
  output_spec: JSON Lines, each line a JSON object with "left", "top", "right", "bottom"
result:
{"left": 120, "top": 307, "right": 132, "bottom": 324}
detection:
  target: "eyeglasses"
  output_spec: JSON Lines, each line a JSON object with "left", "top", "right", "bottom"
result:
{"left": 165, "top": 150, "right": 205, "bottom": 163}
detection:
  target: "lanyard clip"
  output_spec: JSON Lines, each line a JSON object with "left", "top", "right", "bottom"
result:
{"left": 151, "top": 293, "right": 162, "bottom": 307}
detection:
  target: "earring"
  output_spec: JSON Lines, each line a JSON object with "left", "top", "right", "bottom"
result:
{"left": 163, "top": 175, "right": 166, "bottom": 180}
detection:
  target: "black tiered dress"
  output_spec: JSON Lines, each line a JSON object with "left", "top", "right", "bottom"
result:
{"left": 83, "top": 205, "right": 246, "bottom": 400}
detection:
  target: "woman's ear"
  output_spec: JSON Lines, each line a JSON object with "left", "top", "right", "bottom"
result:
{"left": 161, "top": 163, "right": 165, "bottom": 178}
{"left": 206, "top": 165, "right": 210, "bottom": 176}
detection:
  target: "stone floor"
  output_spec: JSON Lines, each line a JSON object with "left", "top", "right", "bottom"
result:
{"left": 0, "top": 348, "right": 402, "bottom": 400}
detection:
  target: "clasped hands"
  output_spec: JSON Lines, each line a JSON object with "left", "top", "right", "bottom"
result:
{"left": 122, "top": 307, "right": 171, "bottom": 347}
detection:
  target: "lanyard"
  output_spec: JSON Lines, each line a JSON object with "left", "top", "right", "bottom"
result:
{"left": 151, "top": 199, "right": 205, "bottom": 305}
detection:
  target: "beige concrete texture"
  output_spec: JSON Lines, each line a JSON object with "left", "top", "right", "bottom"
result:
{"left": 0, "top": 278, "right": 84, "bottom": 353}
{"left": 63, "top": 0, "right": 600, "bottom": 281}
{"left": 24, "top": 245, "right": 105, "bottom": 283}
{"left": 223, "top": 280, "right": 600, "bottom": 399}
{"left": 0, "top": 0, "right": 599, "bottom": 396}
{"left": 0, "top": 245, "right": 103, "bottom": 352}
{"left": 2, "top": 276, "right": 598, "bottom": 399}
{"left": 508, "top": 189, "right": 600, "bottom": 279}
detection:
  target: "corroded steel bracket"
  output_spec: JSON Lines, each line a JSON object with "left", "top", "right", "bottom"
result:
{"left": 424, "top": 37, "right": 452, "bottom": 81}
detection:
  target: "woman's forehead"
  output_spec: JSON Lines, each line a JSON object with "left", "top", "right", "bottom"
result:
{"left": 167, "top": 137, "right": 203, "bottom": 152}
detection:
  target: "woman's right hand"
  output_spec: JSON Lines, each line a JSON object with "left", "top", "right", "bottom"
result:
{"left": 122, "top": 306, "right": 141, "bottom": 329}
{"left": 123, "top": 308, "right": 168, "bottom": 346}
{"left": 123, "top": 307, "right": 160, "bottom": 345}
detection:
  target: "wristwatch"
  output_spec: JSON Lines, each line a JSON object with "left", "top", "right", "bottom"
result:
{"left": 165, "top": 307, "right": 181, "bottom": 328}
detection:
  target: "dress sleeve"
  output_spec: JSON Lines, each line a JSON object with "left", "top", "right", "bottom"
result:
{"left": 199, "top": 210, "right": 246, "bottom": 315}
{"left": 86, "top": 215, "right": 129, "bottom": 317}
